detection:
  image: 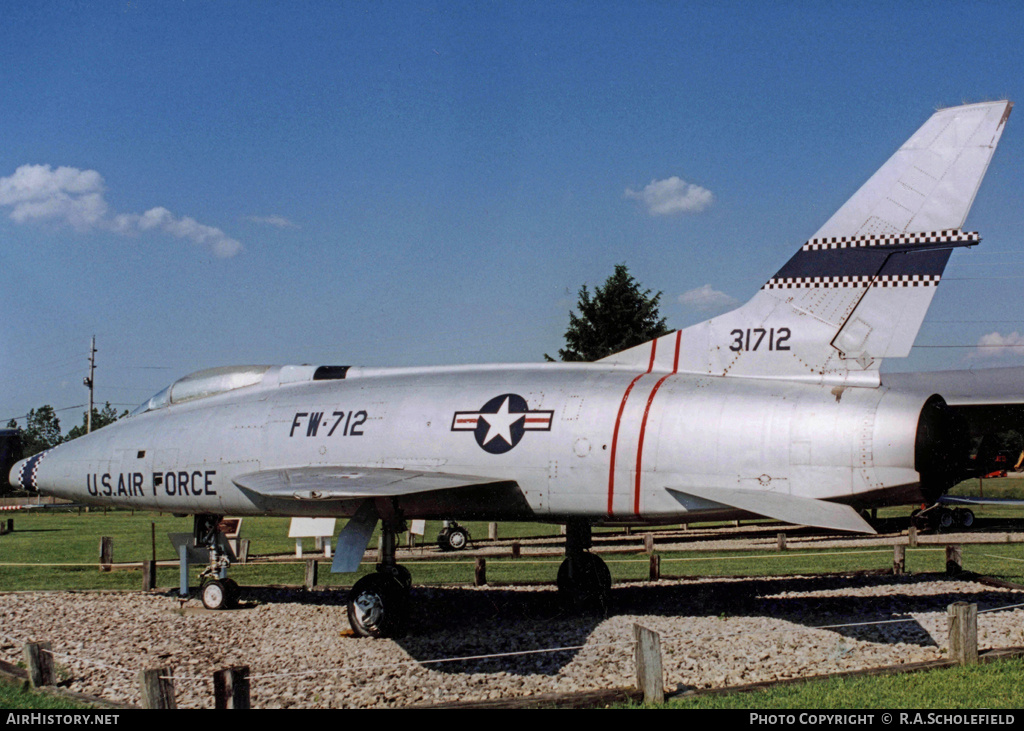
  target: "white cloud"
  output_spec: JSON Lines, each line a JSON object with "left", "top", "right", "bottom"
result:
{"left": 0, "top": 164, "right": 242, "bottom": 258}
{"left": 625, "top": 176, "right": 714, "bottom": 215}
{"left": 248, "top": 214, "right": 298, "bottom": 229}
{"left": 975, "top": 331, "right": 1024, "bottom": 359}
{"left": 679, "top": 284, "right": 738, "bottom": 311}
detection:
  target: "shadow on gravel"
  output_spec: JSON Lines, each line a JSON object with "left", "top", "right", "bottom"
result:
{"left": 215, "top": 573, "right": 1024, "bottom": 676}
{"left": 390, "top": 573, "right": 1024, "bottom": 674}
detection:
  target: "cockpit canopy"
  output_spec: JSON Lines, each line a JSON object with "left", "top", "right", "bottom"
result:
{"left": 132, "top": 365, "right": 271, "bottom": 415}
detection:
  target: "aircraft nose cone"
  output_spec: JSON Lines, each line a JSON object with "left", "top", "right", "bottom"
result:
{"left": 10, "top": 452, "right": 48, "bottom": 492}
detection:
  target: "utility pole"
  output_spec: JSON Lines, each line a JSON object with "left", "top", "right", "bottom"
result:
{"left": 84, "top": 336, "right": 96, "bottom": 434}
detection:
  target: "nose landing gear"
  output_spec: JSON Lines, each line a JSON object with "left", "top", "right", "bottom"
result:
{"left": 191, "top": 514, "right": 241, "bottom": 610}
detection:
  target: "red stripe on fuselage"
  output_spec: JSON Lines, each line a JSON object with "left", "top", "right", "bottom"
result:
{"left": 607, "top": 338, "right": 658, "bottom": 517}
{"left": 633, "top": 331, "right": 682, "bottom": 514}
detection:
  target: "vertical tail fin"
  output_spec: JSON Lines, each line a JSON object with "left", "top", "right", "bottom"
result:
{"left": 602, "top": 101, "right": 1012, "bottom": 385}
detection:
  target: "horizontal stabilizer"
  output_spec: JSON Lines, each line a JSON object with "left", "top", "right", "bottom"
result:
{"left": 234, "top": 466, "right": 510, "bottom": 501}
{"left": 667, "top": 485, "right": 876, "bottom": 534}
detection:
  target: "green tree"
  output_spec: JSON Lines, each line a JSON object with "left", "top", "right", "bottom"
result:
{"left": 547, "top": 264, "right": 671, "bottom": 362}
{"left": 21, "top": 406, "right": 63, "bottom": 458}
{"left": 64, "top": 402, "right": 127, "bottom": 442}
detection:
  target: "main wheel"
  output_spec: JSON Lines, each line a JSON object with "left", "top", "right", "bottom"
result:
{"left": 347, "top": 574, "right": 408, "bottom": 638}
{"left": 447, "top": 526, "right": 469, "bottom": 551}
{"left": 437, "top": 525, "right": 470, "bottom": 551}
{"left": 933, "top": 507, "right": 955, "bottom": 533}
{"left": 201, "top": 579, "right": 229, "bottom": 610}
{"left": 557, "top": 552, "right": 612, "bottom": 611}
{"left": 956, "top": 508, "right": 975, "bottom": 529}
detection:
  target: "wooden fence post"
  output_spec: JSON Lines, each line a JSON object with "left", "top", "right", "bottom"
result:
{"left": 237, "top": 539, "right": 250, "bottom": 564}
{"left": 947, "top": 602, "right": 978, "bottom": 665}
{"left": 99, "top": 536, "right": 113, "bottom": 571}
{"left": 142, "top": 560, "right": 157, "bottom": 590}
{"left": 946, "top": 545, "right": 963, "bottom": 575}
{"left": 213, "top": 666, "right": 250, "bottom": 709}
{"left": 23, "top": 642, "right": 55, "bottom": 687}
{"left": 511, "top": 541, "right": 521, "bottom": 559}
{"left": 633, "top": 624, "right": 664, "bottom": 704}
{"left": 893, "top": 545, "right": 905, "bottom": 575}
{"left": 644, "top": 534, "right": 654, "bottom": 554}
{"left": 649, "top": 554, "right": 660, "bottom": 581}
{"left": 140, "top": 667, "right": 176, "bottom": 709}
{"left": 305, "top": 559, "right": 319, "bottom": 589}
{"left": 475, "top": 557, "right": 487, "bottom": 586}
{"left": 488, "top": 522, "right": 498, "bottom": 540}
{"left": 908, "top": 524, "right": 918, "bottom": 548}
{"left": 777, "top": 533, "right": 787, "bottom": 551}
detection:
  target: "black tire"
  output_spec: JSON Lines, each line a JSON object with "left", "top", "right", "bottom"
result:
{"left": 933, "top": 507, "right": 955, "bottom": 533}
{"left": 956, "top": 508, "right": 975, "bottom": 529}
{"left": 201, "top": 579, "right": 229, "bottom": 610}
{"left": 557, "top": 553, "right": 612, "bottom": 611}
{"left": 347, "top": 574, "right": 408, "bottom": 638}
{"left": 221, "top": 578, "right": 240, "bottom": 608}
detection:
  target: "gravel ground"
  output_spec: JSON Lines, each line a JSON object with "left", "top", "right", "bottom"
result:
{"left": 3, "top": 573, "right": 1024, "bottom": 708}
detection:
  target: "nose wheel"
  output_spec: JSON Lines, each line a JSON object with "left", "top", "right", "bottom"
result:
{"left": 201, "top": 577, "right": 240, "bottom": 610}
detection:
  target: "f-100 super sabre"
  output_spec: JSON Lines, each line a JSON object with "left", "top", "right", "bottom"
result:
{"left": 12, "top": 100, "right": 1021, "bottom": 637}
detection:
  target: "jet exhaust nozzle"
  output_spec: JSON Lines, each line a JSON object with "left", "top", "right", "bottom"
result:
{"left": 915, "top": 395, "right": 970, "bottom": 503}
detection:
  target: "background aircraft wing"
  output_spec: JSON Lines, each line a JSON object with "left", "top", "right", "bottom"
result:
{"left": 884, "top": 367, "right": 1024, "bottom": 406}
{"left": 233, "top": 466, "right": 513, "bottom": 501}
{"left": 939, "top": 495, "right": 1024, "bottom": 507}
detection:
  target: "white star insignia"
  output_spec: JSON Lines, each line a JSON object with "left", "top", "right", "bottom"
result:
{"left": 478, "top": 397, "right": 523, "bottom": 448}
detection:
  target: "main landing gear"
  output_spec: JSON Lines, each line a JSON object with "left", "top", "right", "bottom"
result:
{"left": 910, "top": 504, "right": 975, "bottom": 533}
{"left": 347, "top": 519, "right": 411, "bottom": 638}
{"left": 193, "top": 514, "right": 241, "bottom": 610}
{"left": 556, "top": 520, "right": 611, "bottom": 612}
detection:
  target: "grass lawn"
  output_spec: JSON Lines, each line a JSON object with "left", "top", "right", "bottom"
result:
{"left": 3, "top": 506, "right": 1024, "bottom": 589}
{"left": 0, "top": 677, "right": 94, "bottom": 710}
{"left": 650, "top": 657, "right": 1024, "bottom": 709}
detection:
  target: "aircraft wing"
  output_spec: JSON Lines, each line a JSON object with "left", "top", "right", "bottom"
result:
{"left": 667, "top": 485, "right": 877, "bottom": 534}
{"left": 940, "top": 495, "right": 1024, "bottom": 507}
{"left": 233, "top": 466, "right": 512, "bottom": 501}
{"left": 884, "top": 367, "right": 1024, "bottom": 407}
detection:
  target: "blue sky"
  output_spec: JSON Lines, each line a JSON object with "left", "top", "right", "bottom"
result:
{"left": 3, "top": 1, "right": 1024, "bottom": 427}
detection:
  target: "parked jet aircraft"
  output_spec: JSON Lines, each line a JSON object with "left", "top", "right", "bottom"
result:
{"left": 10, "top": 100, "right": 1018, "bottom": 637}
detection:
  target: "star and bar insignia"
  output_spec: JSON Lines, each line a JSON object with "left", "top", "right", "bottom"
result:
{"left": 451, "top": 394, "right": 554, "bottom": 454}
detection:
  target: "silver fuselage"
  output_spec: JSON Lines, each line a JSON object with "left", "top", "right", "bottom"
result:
{"left": 15, "top": 362, "right": 932, "bottom": 524}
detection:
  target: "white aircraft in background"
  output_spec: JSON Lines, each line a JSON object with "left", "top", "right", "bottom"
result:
{"left": 12, "top": 100, "right": 1020, "bottom": 637}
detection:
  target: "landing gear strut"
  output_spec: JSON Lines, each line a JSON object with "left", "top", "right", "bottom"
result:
{"left": 193, "top": 514, "right": 240, "bottom": 610}
{"left": 556, "top": 520, "right": 611, "bottom": 612}
{"left": 347, "top": 516, "right": 411, "bottom": 637}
